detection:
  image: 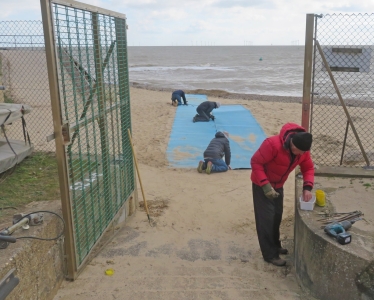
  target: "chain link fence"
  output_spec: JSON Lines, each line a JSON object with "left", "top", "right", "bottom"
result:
{"left": 0, "top": 21, "right": 54, "bottom": 152}
{"left": 1, "top": 1, "right": 135, "bottom": 278}
{"left": 310, "top": 13, "right": 374, "bottom": 168}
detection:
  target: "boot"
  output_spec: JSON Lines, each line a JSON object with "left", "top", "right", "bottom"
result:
{"left": 278, "top": 247, "right": 288, "bottom": 255}
{"left": 206, "top": 161, "right": 213, "bottom": 174}
{"left": 266, "top": 257, "right": 286, "bottom": 267}
{"left": 197, "top": 161, "right": 204, "bottom": 173}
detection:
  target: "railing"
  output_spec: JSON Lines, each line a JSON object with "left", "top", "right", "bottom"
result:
{"left": 0, "top": 34, "right": 45, "bottom": 50}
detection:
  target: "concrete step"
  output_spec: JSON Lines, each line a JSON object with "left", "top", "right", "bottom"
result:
{"left": 54, "top": 225, "right": 314, "bottom": 300}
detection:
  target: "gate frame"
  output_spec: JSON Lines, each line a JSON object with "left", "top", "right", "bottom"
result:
{"left": 40, "top": 0, "right": 135, "bottom": 280}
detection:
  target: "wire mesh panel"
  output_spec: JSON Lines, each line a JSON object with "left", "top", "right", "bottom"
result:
{"left": 0, "top": 21, "right": 54, "bottom": 151}
{"left": 311, "top": 13, "right": 374, "bottom": 168}
{"left": 43, "top": 0, "right": 134, "bottom": 275}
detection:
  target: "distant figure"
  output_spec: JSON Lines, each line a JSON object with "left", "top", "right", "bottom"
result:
{"left": 197, "top": 131, "right": 231, "bottom": 174}
{"left": 193, "top": 101, "right": 221, "bottom": 122}
{"left": 171, "top": 90, "right": 187, "bottom": 106}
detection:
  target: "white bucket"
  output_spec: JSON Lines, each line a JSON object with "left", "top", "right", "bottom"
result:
{"left": 299, "top": 195, "right": 316, "bottom": 211}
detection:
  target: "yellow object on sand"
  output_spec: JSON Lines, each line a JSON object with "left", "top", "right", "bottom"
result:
{"left": 105, "top": 269, "right": 114, "bottom": 276}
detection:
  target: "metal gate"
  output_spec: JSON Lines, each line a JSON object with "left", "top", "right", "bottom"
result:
{"left": 41, "top": 0, "right": 135, "bottom": 279}
{"left": 303, "top": 13, "right": 374, "bottom": 169}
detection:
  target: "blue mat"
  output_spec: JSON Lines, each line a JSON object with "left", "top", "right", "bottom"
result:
{"left": 166, "top": 94, "right": 267, "bottom": 169}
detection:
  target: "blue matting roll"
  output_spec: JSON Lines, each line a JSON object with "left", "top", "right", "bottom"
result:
{"left": 166, "top": 94, "right": 267, "bottom": 169}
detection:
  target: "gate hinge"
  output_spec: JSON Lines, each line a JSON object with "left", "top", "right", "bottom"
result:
{"left": 62, "top": 123, "right": 71, "bottom": 145}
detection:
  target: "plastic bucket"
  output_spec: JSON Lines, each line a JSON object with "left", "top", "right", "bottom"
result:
{"left": 315, "top": 190, "right": 326, "bottom": 207}
{"left": 299, "top": 195, "right": 316, "bottom": 210}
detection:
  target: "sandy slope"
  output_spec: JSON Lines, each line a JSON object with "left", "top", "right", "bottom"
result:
{"left": 54, "top": 87, "right": 317, "bottom": 300}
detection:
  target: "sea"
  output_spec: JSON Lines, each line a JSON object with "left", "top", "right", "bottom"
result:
{"left": 127, "top": 46, "right": 305, "bottom": 98}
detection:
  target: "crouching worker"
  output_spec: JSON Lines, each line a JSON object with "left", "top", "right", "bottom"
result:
{"left": 171, "top": 90, "right": 187, "bottom": 106}
{"left": 193, "top": 101, "right": 221, "bottom": 122}
{"left": 197, "top": 131, "right": 231, "bottom": 174}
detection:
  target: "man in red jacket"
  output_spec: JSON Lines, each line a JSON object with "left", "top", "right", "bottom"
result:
{"left": 250, "top": 123, "right": 314, "bottom": 267}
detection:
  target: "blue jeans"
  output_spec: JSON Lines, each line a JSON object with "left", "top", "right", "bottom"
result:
{"left": 172, "top": 94, "right": 182, "bottom": 105}
{"left": 172, "top": 94, "right": 187, "bottom": 105}
{"left": 204, "top": 158, "right": 228, "bottom": 173}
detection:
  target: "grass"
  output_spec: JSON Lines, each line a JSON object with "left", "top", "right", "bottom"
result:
{"left": 0, "top": 152, "right": 60, "bottom": 215}
{"left": 3, "top": 92, "right": 14, "bottom": 103}
{"left": 0, "top": 56, "right": 14, "bottom": 103}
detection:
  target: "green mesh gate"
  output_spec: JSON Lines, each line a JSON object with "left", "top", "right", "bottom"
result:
{"left": 41, "top": 0, "right": 135, "bottom": 279}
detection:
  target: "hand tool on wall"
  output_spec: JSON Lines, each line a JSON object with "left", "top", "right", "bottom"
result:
{"left": 323, "top": 218, "right": 361, "bottom": 245}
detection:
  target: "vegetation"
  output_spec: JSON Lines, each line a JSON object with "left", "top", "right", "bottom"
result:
{"left": 0, "top": 152, "right": 60, "bottom": 217}
{"left": 4, "top": 92, "right": 14, "bottom": 103}
{"left": 0, "top": 56, "right": 14, "bottom": 103}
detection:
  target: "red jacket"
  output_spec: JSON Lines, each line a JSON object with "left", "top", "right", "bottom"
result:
{"left": 250, "top": 123, "right": 314, "bottom": 190}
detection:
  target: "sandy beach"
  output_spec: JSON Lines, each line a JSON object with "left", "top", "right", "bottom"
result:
{"left": 52, "top": 86, "right": 320, "bottom": 300}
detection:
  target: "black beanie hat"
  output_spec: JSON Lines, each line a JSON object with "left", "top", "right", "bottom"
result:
{"left": 292, "top": 132, "right": 313, "bottom": 151}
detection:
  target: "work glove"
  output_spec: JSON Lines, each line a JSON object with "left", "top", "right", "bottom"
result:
{"left": 262, "top": 183, "right": 280, "bottom": 199}
{"left": 210, "top": 114, "right": 215, "bottom": 120}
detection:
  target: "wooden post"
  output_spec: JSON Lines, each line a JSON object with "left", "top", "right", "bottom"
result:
{"left": 301, "top": 14, "right": 314, "bottom": 132}
{"left": 40, "top": 0, "right": 77, "bottom": 279}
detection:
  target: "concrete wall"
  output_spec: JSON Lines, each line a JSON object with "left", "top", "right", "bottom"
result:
{"left": 294, "top": 178, "right": 374, "bottom": 300}
{"left": 0, "top": 192, "right": 137, "bottom": 299}
{"left": 0, "top": 201, "right": 64, "bottom": 300}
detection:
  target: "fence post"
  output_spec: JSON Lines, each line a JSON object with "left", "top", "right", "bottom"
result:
{"left": 92, "top": 12, "right": 113, "bottom": 221}
{"left": 40, "top": 0, "right": 78, "bottom": 280}
{"left": 301, "top": 14, "right": 314, "bottom": 132}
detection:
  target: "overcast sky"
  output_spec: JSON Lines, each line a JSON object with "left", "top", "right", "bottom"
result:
{"left": 1, "top": 0, "right": 373, "bottom": 46}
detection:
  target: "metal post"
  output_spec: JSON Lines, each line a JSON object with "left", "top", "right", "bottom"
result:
{"left": 40, "top": 0, "right": 78, "bottom": 280}
{"left": 301, "top": 14, "right": 314, "bottom": 132}
{"left": 92, "top": 12, "right": 113, "bottom": 220}
{"left": 115, "top": 17, "right": 134, "bottom": 199}
{"left": 340, "top": 121, "right": 349, "bottom": 165}
{"left": 295, "top": 13, "right": 314, "bottom": 270}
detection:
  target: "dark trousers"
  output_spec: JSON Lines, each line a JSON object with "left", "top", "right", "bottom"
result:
{"left": 195, "top": 107, "right": 210, "bottom": 122}
{"left": 252, "top": 183, "right": 284, "bottom": 261}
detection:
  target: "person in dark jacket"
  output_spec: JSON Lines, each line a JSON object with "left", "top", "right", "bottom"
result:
{"left": 197, "top": 131, "right": 231, "bottom": 174}
{"left": 250, "top": 123, "right": 314, "bottom": 267}
{"left": 193, "top": 101, "right": 221, "bottom": 122}
{"left": 171, "top": 90, "right": 187, "bottom": 106}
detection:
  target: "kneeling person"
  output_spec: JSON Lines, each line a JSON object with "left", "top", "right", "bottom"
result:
{"left": 193, "top": 101, "right": 220, "bottom": 122}
{"left": 197, "top": 131, "right": 231, "bottom": 174}
{"left": 171, "top": 90, "right": 187, "bottom": 106}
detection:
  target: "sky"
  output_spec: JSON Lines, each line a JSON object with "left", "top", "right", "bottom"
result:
{"left": 0, "top": 0, "right": 373, "bottom": 46}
